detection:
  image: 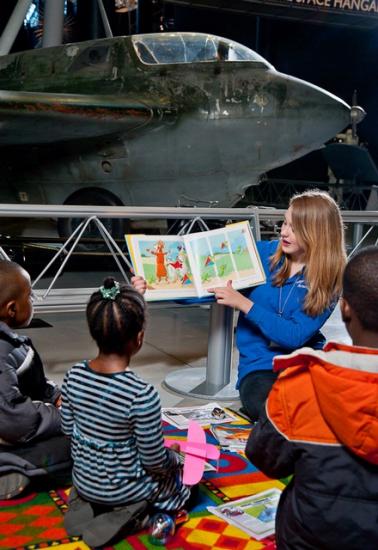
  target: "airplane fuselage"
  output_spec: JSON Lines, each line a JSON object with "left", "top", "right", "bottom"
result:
{"left": 0, "top": 33, "right": 351, "bottom": 214}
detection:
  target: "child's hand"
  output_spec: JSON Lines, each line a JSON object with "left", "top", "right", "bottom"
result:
{"left": 131, "top": 275, "right": 147, "bottom": 295}
{"left": 55, "top": 395, "right": 62, "bottom": 408}
{"left": 208, "top": 280, "right": 253, "bottom": 314}
{"left": 170, "top": 443, "right": 180, "bottom": 453}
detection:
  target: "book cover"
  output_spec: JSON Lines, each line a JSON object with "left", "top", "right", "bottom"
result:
{"left": 125, "top": 220, "right": 265, "bottom": 302}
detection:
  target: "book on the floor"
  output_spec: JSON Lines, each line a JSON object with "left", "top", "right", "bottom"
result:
{"left": 176, "top": 450, "right": 217, "bottom": 472}
{"left": 162, "top": 402, "right": 238, "bottom": 429}
{"left": 207, "top": 488, "right": 282, "bottom": 540}
{"left": 210, "top": 423, "right": 251, "bottom": 454}
{"left": 125, "top": 220, "right": 265, "bottom": 301}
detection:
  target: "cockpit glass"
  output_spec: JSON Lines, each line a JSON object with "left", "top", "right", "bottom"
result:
{"left": 132, "top": 33, "right": 273, "bottom": 68}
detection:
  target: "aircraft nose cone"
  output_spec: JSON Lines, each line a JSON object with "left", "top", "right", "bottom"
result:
{"left": 280, "top": 75, "right": 353, "bottom": 155}
{"left": 350, "top": 105, "right": 366, "bottom": 125}
{"left": 309, "top": 86, "right": 351, "bottom": 135}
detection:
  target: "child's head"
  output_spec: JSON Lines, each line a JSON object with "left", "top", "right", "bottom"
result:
{"left": 0, "top": 260, "right": 33, "bottom": 328}
{"left": 341, "top": 246, "right": 378, "bottom": 345}
{"left": 87, "top": 277, "right": 146, "bottom": 356}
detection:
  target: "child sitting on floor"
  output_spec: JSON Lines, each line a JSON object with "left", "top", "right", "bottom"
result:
{"left": 0, "top": 260, "right": 71, "bottom": 499}
{"left": 61, "top": 277, "right": 191, "bottom": 547}
{"left": 246, "top": 246, "right": 378, "bottom": 550}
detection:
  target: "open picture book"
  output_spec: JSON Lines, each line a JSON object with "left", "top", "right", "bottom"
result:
{"left": 125, "top": 220, "right": 265, "bottom": 301}
{"left": 208, "top": 488, "right": 282, "bottom": 540}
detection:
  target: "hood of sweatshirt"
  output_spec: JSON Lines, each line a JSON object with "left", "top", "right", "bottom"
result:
{"left": 273, "top": 342, "right": 378, "bottom": 465}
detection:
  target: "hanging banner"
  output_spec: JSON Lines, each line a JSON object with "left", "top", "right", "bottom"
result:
{"left": 164, "top": 0, "right": 378, "bottom": 27}
{"left": 284, "top": 0, "right": 378, "bottom": 15}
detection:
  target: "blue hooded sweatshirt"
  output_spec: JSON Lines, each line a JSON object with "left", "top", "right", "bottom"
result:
{"left": 236, "top": 240, "right": 335, "bottom": 388}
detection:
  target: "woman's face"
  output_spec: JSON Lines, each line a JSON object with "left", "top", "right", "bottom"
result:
{"left": 280, "top": 206, "right": 305, "bottom": 262}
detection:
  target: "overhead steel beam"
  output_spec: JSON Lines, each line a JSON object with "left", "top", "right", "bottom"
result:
{"left": 97, "top": 0, "right": 113, "bottom": 37}
{"left": 42, "top": 0, "right": 65, "bottom": 47}
{"left": 0, "top": 0, "right": 32, "bottom": 56}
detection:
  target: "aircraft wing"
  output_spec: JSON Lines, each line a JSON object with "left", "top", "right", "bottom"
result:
{"left": 0, "top": 89, "right": 159, "bottom": 145}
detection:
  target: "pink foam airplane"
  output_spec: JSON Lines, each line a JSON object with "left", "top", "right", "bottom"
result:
{"left": 165, "top": 420, "right": 220, "bottom": 485}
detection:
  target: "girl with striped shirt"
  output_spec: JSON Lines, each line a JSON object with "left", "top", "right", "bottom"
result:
{"left": 61, "top": 278, "right": 190, "bottom": 539}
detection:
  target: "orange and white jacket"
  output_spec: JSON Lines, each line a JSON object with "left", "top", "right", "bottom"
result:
{"left": 246, "top": 342, "right": 378, "bottom": 550}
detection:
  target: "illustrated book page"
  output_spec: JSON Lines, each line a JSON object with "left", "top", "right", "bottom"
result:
{"left": 208, "top": 488, "right": 282, "bottom": 540}
{"left": 125, "top": 220, "right": 265, "bottom": 301}
{"left": 125, "top": 233, "right": 197, "bottom": 301}
{"left": 183, "top": 220, "right": 265, "bottom": 297}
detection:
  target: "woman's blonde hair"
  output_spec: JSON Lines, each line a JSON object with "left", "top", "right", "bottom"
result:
{"left": 271, "top": 190, "right": 346, "bottom": 316}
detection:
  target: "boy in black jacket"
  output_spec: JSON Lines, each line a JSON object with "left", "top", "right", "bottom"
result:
{"left": 0, "top": 259, "right": 71, "bottom": 499}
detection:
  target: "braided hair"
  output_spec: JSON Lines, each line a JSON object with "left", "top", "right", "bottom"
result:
{"left": 87, "top": 277, "right": 146, "bottom": 355}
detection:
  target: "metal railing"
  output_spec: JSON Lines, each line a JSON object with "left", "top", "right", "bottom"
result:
{"left": 0, "top": 202, "right": 377, "bottom": 223}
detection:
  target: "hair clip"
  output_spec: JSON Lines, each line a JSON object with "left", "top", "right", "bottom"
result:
{"left": 99, "top": 281, "right": 120, "bottom": 300}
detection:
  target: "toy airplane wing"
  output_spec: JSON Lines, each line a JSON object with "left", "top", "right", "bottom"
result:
{"left": 182, "top": 420, "right": 207, "bottom": 486}
{"left": 0, "top": 89, "right": 156, "bottom": 145}
{"left": 165, "top": 420, "right": 220, "bottom": 485}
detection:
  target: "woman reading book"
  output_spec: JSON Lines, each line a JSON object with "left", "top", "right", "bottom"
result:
{"left": 208, "top": 190, "right": 346, "bottom": 421}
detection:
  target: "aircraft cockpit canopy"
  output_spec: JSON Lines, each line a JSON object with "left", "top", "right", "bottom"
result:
{"left": 132, "top": 33, "right": 273, "bottom": 69}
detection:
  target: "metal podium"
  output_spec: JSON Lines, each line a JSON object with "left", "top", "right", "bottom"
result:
{"left": 164, "top": 302, "right": 238, "bottom": 400}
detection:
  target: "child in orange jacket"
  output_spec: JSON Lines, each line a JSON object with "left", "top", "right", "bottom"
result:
{"left": 246, "top": 246, "right": 378, "bottom": 550}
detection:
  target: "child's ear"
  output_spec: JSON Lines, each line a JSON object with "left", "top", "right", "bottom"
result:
{"left": 0, "top": 300, "right": 18, "bottom": 326}
{"left": 136, "top": 330, "right": 144, "bottom": 351}
{"left": 340, "top": 297, "right": 351, "bottom": 325}
{"left": 5, "top": 300, "right": 17, "bottom": 321}
{"left": 127, "top": 331, "right": 144, "bottom": 357}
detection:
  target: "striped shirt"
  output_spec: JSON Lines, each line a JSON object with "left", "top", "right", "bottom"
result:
{"left": 61, "top": 361, "right": 190, "bottom": 509}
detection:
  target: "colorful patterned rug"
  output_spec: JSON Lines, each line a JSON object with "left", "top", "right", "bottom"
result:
{"left": 0, "top": 422, "right": 284, "bottom": 550}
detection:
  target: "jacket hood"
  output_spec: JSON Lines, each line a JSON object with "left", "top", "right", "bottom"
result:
{"left": 273, "top": 342, "right": 378, "bottom": 465}
{"left": 0, "top": 320, "right": 28, "bottom": 346}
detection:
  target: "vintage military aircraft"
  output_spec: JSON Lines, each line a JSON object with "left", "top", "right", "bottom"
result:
{"left": 0, "top": 32, "right": 362, "bottom": 238}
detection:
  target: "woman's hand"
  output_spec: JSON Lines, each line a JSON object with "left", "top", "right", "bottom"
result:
{"left": 131, "top": 275, "right": 147, "bottom": 295}
{"left": 208, "top": 280, "right": 253, "bottom": 314}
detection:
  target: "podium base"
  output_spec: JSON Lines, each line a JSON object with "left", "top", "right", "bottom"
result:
{"left": 164, "top": 367, "right": 239, "bottom": 401}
